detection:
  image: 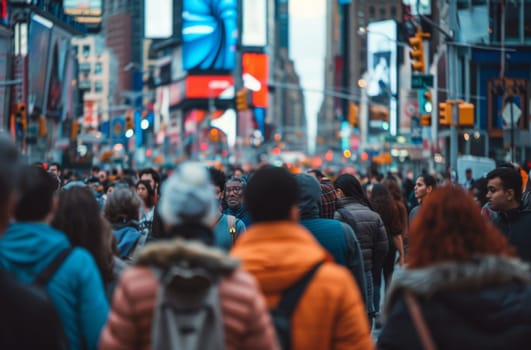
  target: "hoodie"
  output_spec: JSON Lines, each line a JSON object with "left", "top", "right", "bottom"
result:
{"left": 295, "top": 173, "right": 367, "bottom": 303}
{"left": 0, "top": 223, "right": 109, "bottom": 350}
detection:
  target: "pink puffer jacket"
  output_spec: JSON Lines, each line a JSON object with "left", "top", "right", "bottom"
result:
{"left": 99, "top": 239, "right": 279, "bottom": 350}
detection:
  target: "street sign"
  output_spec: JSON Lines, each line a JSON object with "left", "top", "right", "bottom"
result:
{"left": 411, "top": 74, "right": 434, "bottom": 89}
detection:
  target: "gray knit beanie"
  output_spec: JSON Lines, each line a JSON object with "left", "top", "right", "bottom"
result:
{"left": 158, "top": 162, "right": 217, "bottom": 227}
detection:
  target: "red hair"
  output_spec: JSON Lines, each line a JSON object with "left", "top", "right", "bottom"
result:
{"left": 408, "top": 185, "right": 515, "bottom": 269}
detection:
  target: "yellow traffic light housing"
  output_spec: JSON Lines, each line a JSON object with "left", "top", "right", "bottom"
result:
{"left": 420, "top": 114, "right": 431, "bottom": 126}
{"left": 38, "top": 115, "right": 47, "bottom": 137}
{"left": 409, "top": 28, "right": 430, "bottom": 73}
{"left": 235, "top": 88, "right": 249, "bottom": 111}
{"left": 348, "top": 102, "right": 358, "bottom": 127}
{"left": 125, "top": 111, "right": 134, "bottom": 131}
{"left": 459, "top": 102, "right": 474, "bottom": 127}
{"left": 439, "top": 101, "right": 452, "bottom": 126}
{"left": 71, "top": 120, "right": 79, "bottom": 141}
{"left": 16, "top": 102, "right": 27, "bottom": 130}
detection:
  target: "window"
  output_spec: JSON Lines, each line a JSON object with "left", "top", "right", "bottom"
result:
{"left": 94, "top": 62, "right": 102, "bottom": 74}
{"left": 94, "top": 81, "right": 103, "bottom": 93}
{"left": 390, "top": 6, "right": 397, "bottom": 17}
{"left": 82, "top": 45, "right": 90, "bottom": 56}
{"left": 525, "top": 2, "right": 531, "bottom": 39}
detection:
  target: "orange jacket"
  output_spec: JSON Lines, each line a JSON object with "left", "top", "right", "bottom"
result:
{"left": 231, "top": 221, "right": 374, "bottom": 350}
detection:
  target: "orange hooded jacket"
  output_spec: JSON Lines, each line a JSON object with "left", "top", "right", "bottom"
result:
{"left": 231, "top": 221, "right": 374, "bottom": 350}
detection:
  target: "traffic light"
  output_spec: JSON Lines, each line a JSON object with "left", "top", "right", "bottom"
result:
{"left": 71, "top": 120, "right": 79, "bottom": 141}
{"left": 16, "top": 102, "right": 27, "bottom": 130}
{"left": 419, "top": 89, "right": 432, "bottom": 114}
{"left": 420, "top": 114, "right": 431, "bottom": 126}
{"left": 439, "top": 101, "right": 452, "bottom": 126}
{"left": 409, "top": 28, "right": 430, "bottom": 73}
{"left": 348, "top": 102, "right": 358, "bottom": 127}
{"left": 459, "top": 102, "right": 475, "bottom": 127}
{"left": 235, "top": 88, "right": 249, "bottom": 111}
{"left": 38, "top": 115, "right": 47, "bottom": 137}
{"left": 125, "top": 111, "right": 134, "bottom": 131}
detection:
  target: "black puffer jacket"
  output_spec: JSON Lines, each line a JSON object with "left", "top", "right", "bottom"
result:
{"left": 334, "top": 198, "right": 388, "bottom": 272}
{"left": 378, "top": 256, "right": 531, "bottom": 350}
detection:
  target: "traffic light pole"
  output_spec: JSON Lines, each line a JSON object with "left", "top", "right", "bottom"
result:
{"left": 448, "top": 0, "right": 459, "bottom": 175}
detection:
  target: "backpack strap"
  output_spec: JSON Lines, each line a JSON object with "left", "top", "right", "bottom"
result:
{"left": 276, "top": 261, "right": 323, "bottom": 316}
{"left": 227, "top": 215, "right": 237, "bottom": 245}
{"left": 34, "top": 247, "right": 74, "bottom": 287}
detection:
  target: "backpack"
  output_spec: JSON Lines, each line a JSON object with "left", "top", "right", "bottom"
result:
{"left": 151, "top": 263, "right": 234, "bottom": 350}
{"left": 270, "top": 262, "right": 323, "bottom": 350}
{"left": 33, "top": 247, "right": 74, "bottom": 350}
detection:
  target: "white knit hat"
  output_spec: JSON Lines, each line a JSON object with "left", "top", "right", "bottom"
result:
{"left": 158, "top": 162, "right": 217, "bottom": 227}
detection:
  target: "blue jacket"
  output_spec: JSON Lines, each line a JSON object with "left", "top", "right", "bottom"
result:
{"left": 0, "top": 223, "right": 109, "bottom": 350}
{"left": 112, "top": 225, "right": 141, "bottom": 259}
{"left": 224, "top": 205, "right": 252, "bottom": 227}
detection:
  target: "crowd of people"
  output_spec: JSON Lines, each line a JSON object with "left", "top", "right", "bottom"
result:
{"left": 2, "top": 129, "right": 531, "bottom": 349}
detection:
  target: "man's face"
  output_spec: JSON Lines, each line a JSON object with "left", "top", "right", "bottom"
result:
{"left": 49, "top": 165, "right": 60, "bottom": 177}
{"left": 414, "top": 177, "right": 430, "bottom": 201}
{"left": 140, "top": 174, "right": 157, "bottom": 192}
{"left": 225, "top": 181, "right": 244, "bottom": 209}
{"left": 98, "top": 171, "right": 107, "bottom": 183}
{"left": 486, "top": 177, "right": 514, "bottom": 212}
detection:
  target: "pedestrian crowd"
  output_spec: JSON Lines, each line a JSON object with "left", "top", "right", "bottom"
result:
{"left": 2, "top": 130, "right": 531, "bottom": 350}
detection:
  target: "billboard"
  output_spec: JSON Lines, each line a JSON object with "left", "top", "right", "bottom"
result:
{"left": 45, "top": 26, "right": 72, "bottom": 119}
{"left": 242, "top": 0, "right": 267, "bottom": 48}
{"left": 64, "top": 0, "right": 102, "bottom": 16}
{"left": 367, "top": 20, "right": 398, "bottom": 135}
{"left": 182, "top": 0, "right": 238, "bottom": 71}
{"left": 145, "top": 0, "right": 173, "bottom": 39}
{"left": 28, "top": 14, "right": 53, "bottom": 115}
{"left": 242, "top": 53, "right": 269, "bottom": 108}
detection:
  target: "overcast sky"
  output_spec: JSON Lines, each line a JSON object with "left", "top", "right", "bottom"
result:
{"left": 289, "top": 0, "right": 326, "bottom": 154}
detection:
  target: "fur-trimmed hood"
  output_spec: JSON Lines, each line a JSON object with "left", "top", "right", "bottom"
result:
{"left": 384, "top": 255, "right": 531, "bottom": 317}
{"left": 135, "top": 238, "right": 239, "bottom": 274}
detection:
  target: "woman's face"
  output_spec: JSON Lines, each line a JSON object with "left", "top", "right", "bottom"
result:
{"left": 414, "top": 177, "right": 431, "bottom": 202}
{"left": 136, "top": 184, "right": 148, "bottom": 201}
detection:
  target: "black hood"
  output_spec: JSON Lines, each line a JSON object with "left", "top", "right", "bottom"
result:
{"left": 295, "top": 173, "right": 321, "bottom": 219}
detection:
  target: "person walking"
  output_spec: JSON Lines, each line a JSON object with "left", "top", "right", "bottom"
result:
{"left": 295, "top": 173, "right": 367, "bottom": 303}
{"left": 232, "top": 166, "right": 374, "bottom": 350}
{"left": 103, "top": 187, "right": 143, "bottom": 261}
{"left": 378, "top": 185, "right": 531, "bottom": 349}
{"left": 99, "top": 162, "right": 278, "bottom": 350}
{"left": 334, "top": 174, "right": 388, "bottom": 329}
{"left": 0, "top": 165, "right": 109, "bottom": 350}
{"left": 486, "top": 167, "right": 531, "bottom": 262}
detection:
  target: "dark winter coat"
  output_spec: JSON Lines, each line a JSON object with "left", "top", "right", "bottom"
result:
{"left": 296, "top": 173, "right": 367, "bottom": 303}
{"left": 378, "top": 256, "right": 531, "bottom": 350}
{"left": 334, "top": 198, "right": 388, "bottom": 272}
{"left": 492, "top": 206, "right": 531, "bottom": 262}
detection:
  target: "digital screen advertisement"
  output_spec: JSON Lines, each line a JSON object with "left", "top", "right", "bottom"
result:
{"left": 182, "top": 0, "right": 238, "bottom": 71}
{"left": 28, "top": 14, "right": 53, "bottom": 114}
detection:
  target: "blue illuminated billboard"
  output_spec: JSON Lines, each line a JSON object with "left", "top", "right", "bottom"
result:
{"left": 182, "top": 0, "right": 238, "bottom": 71}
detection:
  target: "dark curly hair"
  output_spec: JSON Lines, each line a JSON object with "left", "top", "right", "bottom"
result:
{"left": 51, "top": 186, "right": 114, "bottom": 283}
{"left": 408, "top": 185, "right": 515, "bottom": 269}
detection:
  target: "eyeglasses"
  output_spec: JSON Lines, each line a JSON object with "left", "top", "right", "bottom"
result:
{"left": 225, "top": 186, "right": 242, "bottom": 194}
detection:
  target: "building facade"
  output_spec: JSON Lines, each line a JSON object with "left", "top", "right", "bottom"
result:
{"left": 73, "top": 35, "right": 119, "bottom": 126}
